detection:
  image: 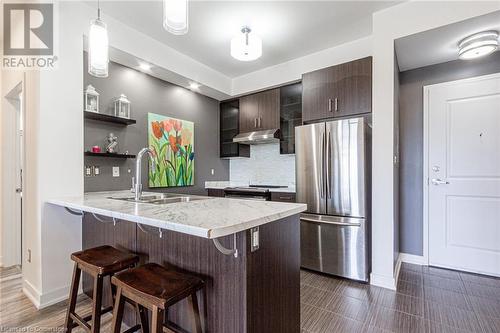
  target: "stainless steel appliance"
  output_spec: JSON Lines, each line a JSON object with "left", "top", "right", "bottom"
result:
{"left": 224, "top": 185, "right": 288, "bottom": 201}
{"left": 295, "top": 117, "right": 371, "bottom": 281}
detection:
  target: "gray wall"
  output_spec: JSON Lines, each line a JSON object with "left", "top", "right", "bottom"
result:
{"left": 84, "top": 55, "right": 229, "bottom": 195}
{"left": 398, "top": 51, "right": 500, "bottom": 256}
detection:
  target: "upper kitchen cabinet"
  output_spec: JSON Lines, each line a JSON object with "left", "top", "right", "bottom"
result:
{"left": 220, "top": 100, "right": 250, "bottom": 158}
{"left": 302, "top": 57, "right": 372, "bottom": 122}
{"left": 280, "top": 83, "right": 302, "bottom": 154}
{"left": 239, "top": 89, "right": 280, "bottom": 132}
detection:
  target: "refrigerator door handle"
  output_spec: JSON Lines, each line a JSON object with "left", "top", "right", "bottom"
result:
{"left": 326, "top": 130, "right": 332, "bottom": 199}
{"left": 300, "top": 214, "right": 362, "bottom": 227}
{"left": 320, "top": 132, "right": 325, "bottom": 198}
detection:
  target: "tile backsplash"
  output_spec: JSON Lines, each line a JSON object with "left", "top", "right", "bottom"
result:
{"left": 230, "top": 143, "right": 295, "bottom": 186}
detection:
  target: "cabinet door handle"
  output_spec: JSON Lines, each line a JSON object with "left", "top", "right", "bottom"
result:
{"left": 254, "top": 118, "right": 257, "bottom": 128}
{"left": 328, "top": 98, "right": 332, "bottom": 112}
{"left": 258, "top": 117, "right": 262, "bottom": 128}
{"left": 334, "top": 98, "right": 339, "bottom": 112}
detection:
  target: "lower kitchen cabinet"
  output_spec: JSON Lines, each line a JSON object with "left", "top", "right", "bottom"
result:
{"left": 207, "top": 188, "right": 225, "bottom": 197}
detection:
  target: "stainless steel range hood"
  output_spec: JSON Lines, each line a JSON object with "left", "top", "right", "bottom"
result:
{"left": 233, "top": 129, "right": 281, "bottom": 145}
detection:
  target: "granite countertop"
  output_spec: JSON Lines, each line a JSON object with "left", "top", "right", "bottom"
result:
{"left": 47, "top": 191, "right": 306, "bottom": 239}
{"left": 204, "top": 181, "right": 296, "bottom": 193}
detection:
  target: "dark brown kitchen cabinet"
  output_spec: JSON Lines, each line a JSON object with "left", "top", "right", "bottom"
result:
{"left": 220, "top": 99, "right": 250, "bottom": 158}
{"left": 239, "top": 89, "right": 280, "bottom": 132}
{"left": 271, "top": 192, "right": 296, "bottom": 203}
{"left": 207, "top": 188, "right": 225, "bottom": 197}
{"left": 302, "top": 57, "right": 372, "bottom": 123}
{"left": 280, "top": 83, "right": 302, "bottom": 154}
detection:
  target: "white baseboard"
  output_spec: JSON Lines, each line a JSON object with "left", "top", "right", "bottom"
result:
{"left": 394, "top": 253, "right": 402, "bottom": 285}
{"left": 370, "top": 272, "right": 396, "bottom": 290}
{"left": 23, "top": 279, "right": 79, "bottom": 309}
{"left": 23, "top": 279, "right": 41, "bottom": 309}
{"left": 399, "top": 253, "right": 427, "bottom": 265}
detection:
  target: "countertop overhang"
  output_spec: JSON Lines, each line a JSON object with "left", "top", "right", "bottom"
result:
{"left": 47, "top": 191, "right": 306, "bottom": 239}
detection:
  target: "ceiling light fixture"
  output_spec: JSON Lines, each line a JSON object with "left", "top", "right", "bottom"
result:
{"left": 231, "top": 26, "right": 262, "bottom": 62}
{"left": 88, "top": 0, "right": 109, "bottom": 77}
{"left": 163, "top": 0, "right": 189, "bottom": 35}
{"left": 458, "top": 30, "right": 499, "bottom": 60}
{"left": 188, "top": 82, "right": 200, "bottom": 90}
{"left": 139, "top": 62, "right": 152, "bottom": 71}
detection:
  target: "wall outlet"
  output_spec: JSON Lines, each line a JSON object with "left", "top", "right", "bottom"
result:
{"left": 94, "top": 166, "right": 100, "bottom": 175}
{"left": 27, "top": 249, "right": 31, "bottom": 263}
{"left": 211, "top": 168, "right": 215, "bottom": 175}
{"left": 85, "top": 166, "right": 92, "bottom": 177}
{"left": 112, "top": 166, "right": 120, "bottom": 177}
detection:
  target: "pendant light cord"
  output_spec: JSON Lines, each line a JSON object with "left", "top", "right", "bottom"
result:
{"left": 97, "top": 0, "right": 101, "bottom": 19}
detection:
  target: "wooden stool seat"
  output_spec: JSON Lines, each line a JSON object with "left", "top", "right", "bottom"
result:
{"left": 65, "top": 245, "right": 139, "bottom": 333}
{"left": 71, "top": 245, "right": 139, "bottom": 276}
{"left": 111, "top": 263, "right": 204, "bottom": 333}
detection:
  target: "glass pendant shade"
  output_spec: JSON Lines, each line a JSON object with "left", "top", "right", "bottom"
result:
{"left": 231, "top": 27, "right": 262, "bottom": 61}
{"left": 88, "top": 18, "right": 109, "bottom": 77}
{"left": 163, "top": 0, "right": 189, "bottom": 35}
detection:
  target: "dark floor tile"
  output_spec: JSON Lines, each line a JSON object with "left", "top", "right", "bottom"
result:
{"left": 463, "top": 281, "right": 500, "bottom": 300}
{"left": 374, "top": 288, "right": 424, "bottom": 317}
{"left": 301, "top": 284, "right": 336, "bottom": 309}
{"left": 424, "top": 301, "right": 482, "bottom": 332}
{"left": 468, "top": 295, "right": 500, "bottom": 319}
{"left": 460, "top": 271, "right": 500, "bottom": 289}
{"left": 361, "top": 324, "right": 394, "bottom": 333}
{"left": 422, "top": 266, "right": 461, "bottom": 280}
{"left": 304, "top": 271, "right": 342, "bottom": 293}
{"left": 301, "top": 270, "right": 315, "bottom": 285}
{"left": 367, "top": 306, "right": 425, "bottom": 333}
{"left": 423, "top": 274, "right": 466, "bottom": 294}
{"left": 322, "top": 313, "right": 365, "bottom": 333}
{"left": 477, "top": 315, "right": 500, "bottom": 333}
{"left": 396, "top": 280, "right": 424, "bottom": 298}
{"left": 399, "top": 270, "right": 423, "bottom": 285}
{"left": 401, "top": 263, "right": 422, "bottom": 274}
{"left": 423, "top": 286, "right": 471, "bottom": 310}
{"left": 425, "top": 320, "right": 474, "bottom": 333}
{"left": 336, "top": 280, "right": 381, "bottom": 303}
{"left": 324, "top": 293, "right": 371, "bottom": 323}
{"left": 301, "top": 303, "right": 329, "bottom": 331}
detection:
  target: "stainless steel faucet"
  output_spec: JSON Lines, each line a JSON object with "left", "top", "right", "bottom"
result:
{"left": 133, "top": 147, "right": 156, "bottom": 201}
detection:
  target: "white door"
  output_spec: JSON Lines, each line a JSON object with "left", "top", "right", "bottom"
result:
{"left": 426, "top": 73, "right": 500, "bottom": 277}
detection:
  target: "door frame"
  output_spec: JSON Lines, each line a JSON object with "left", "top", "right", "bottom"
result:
{"left": 422, "top": 72, "right": 500, "bottom": 267}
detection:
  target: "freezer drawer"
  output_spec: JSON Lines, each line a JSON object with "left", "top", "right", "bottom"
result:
{"left": 300, "top": 214, "right": 369, "bottom": 282}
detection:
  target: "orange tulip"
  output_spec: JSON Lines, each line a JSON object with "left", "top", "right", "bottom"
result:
{"left": 151, "top": 121, "right": 163, "bottom": 139}
{"left": 169, "top": 135, "right": 179, "bottom": 153}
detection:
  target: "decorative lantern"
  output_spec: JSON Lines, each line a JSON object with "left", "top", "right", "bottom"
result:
{"left": 84, "top": 84, "right": 99, "bottom": 113}
{"left": 114, "top": 94, "right": 131, "bottom": 119}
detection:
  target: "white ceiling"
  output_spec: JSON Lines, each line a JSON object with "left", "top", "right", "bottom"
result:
{"left": 395, "top": 10, "right": 500, "bottom": 72}
{"left": 93, "top": 1, "right": 399, "bottom": 78}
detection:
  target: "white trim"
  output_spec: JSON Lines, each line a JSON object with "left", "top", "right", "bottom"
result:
{"left": 423, "top": 72, "right": 500, "bottom": 269}
{"left": 38, "top": 284, "right": 72, "bottom": 309}
{"left": 399, "top": 253, "right": 427, "bottom": 266}
{"left": 370, "top": 273, "right": 396, "bottom": 290}
{"left": 23, "top": 279, "right": 41, "bottom": 309}
{"left": 0, "top": 256, "right": 3, "bottom": 267}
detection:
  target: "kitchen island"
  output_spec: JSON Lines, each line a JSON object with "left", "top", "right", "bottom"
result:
{"left": 48, "top": 191, "right": 306, "bottom": 333}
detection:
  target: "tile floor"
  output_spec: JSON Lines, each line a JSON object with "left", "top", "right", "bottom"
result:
{"left": 301, "top": 263, "right": 500, "bottom": 333}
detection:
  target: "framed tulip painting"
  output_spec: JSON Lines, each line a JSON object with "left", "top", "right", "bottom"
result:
{"left": 148, "top": 113, "right": 194, "bottom": 187}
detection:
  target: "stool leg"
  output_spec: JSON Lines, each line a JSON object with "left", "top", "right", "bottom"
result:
{"left": 151, "top": 306, "right": 165, "bottom": 333}
{"left": 188, "top": 293, "right": 202, "bottom": 333}
{"left": 64, "top": 263, "right": 81, "bottom": 333}
{"left": 136, "top": 304, "right": 149, "bottom": 333}
{"left": 111, "top": 287, "right": 125, "bottom": 333}
{"left": 91, "top": 274, "right": 104, "bottom": 333}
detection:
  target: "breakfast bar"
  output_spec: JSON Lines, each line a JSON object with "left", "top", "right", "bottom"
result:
{"left": 48, "top": 191, "right": 306, "bottom": 333}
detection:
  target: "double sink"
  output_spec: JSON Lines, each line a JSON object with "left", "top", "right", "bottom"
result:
{"left": 109, "top": 193, "right": 210, "bottom": 205}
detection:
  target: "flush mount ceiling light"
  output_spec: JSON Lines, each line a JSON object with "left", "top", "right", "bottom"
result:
{"left": 188, "top": 82, "right": 200, "bottom": 90}
{"left": 458, "top": 30, "right": 499, "bottom": 60}
{"left": 88, "top": 0, "right": 109, "bottom": 77}
{"left": 231, "top": 26, "right": 262, "bottom": 62}
{"left": 139, "top": 62, "right": 152, "bottom": 71}
{"left": 163, "top": 0, "right": 189, "bottom": 35}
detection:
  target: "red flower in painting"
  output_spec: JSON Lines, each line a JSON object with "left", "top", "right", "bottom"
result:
{"left": 173, "top": 120, "right": 182, "bottom": 132}
{"left": 169, "top": 135, "right": 179, "bottom": 153}
{"left": 163, "top": 120, "right": 172, "bottom": 132}
{"left": 151, "top": 121, "right": 163, "bottom": 139}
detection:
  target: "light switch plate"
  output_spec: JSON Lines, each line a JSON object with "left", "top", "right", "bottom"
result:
{"left": 112, "top": 166, "right": 120, "bottom": 177}
{"left": 250, "top": 227, "right": 259, "bottom": 252}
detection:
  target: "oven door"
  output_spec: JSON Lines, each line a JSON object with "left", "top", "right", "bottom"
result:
{"left": 224, "top": 194, "right": 269, "bottom": 201}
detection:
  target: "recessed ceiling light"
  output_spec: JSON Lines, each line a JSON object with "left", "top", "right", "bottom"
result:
{"left": 458, "top": 30, "right": 499, "bottom": 60}
{"left": 139, "top": 62, "right": 152, "bottom": 71}
{"left": 231, "top": 26, "right": 262, "bottom": 62}
{"left": 188, "top": 82, "right": 200, "bottom": 90}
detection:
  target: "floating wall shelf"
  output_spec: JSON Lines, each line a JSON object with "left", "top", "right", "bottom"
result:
{"left": 84, "top": 152, "right": 136, "bottom": 159}
{"left": 84, "top": 111, "right": 136, "bottom": 125}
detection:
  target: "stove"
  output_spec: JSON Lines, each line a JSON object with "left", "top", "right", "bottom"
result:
{"left": 223, "top": 185, "right": 288, "bottom": 201}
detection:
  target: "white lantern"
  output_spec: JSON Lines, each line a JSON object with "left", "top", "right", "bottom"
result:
{"left": 114, "top": 94, "right": 131, "bottom": 119}
{"left": 84, "top": 84, "right": 99, "bottom": 113}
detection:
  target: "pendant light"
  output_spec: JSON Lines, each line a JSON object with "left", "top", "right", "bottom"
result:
{"left": 458, "top": 31, "right": 499, "bottom": 60}
{"left": 163, "top": 0, "right": 189, "bottom": 35}
{"left": 88, "top": 0, "right": 109, "bottom": 77}
{"left": 231, "top": 26, "right": 262, "bottom": 61}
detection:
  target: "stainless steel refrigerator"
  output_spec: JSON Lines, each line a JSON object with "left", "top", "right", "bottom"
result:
{"left": 295, "top": 117, "right": 371, "bottom": 282}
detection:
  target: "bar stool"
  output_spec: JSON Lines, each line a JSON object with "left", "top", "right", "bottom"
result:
{"left": 64, "top": 245, "right": 140, "bottom": 333}
{"left": 110, "top": 263, "right": 205, "bottom": 333}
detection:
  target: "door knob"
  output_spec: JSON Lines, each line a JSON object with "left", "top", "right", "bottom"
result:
{"left": 431, "top": 178, "right": 449, "bottom": 185}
